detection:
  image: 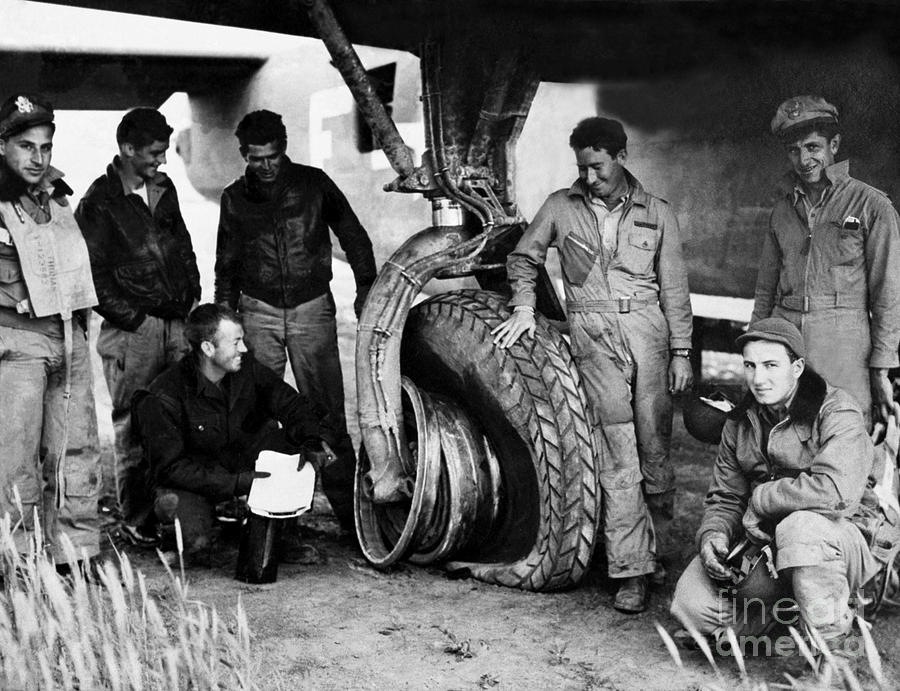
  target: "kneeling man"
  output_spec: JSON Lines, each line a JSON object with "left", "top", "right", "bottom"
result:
{"left": 671, "top": 318, "right": 878, "bottom": 654}
{"left": 134, "top": 304, "right": 334, "bottom": 564}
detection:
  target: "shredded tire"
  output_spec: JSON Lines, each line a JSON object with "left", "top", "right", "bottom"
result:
{"left": 400, "top": 289, "right": 601, "bottom": 591}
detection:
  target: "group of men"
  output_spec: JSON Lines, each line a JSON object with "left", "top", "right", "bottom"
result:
{"left": 0, "top": 96, "right": 374, "bottom": 570}
{"left": 493, "top": 94, "right": 900, "bottom": 660}
{"left": 0, "top": 85, "right": 897, "bottom": 663}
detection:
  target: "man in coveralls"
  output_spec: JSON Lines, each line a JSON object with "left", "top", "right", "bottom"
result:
{"left": 0, "top": 94, "right": 101, "bottom": 568}
{"left": 752, "top": 95, "right": 900, "bottom": 428}
{"left": 492, "top": 117, "right": 693, "bottom": 612}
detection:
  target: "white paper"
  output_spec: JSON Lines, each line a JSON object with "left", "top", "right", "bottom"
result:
{"left": 246, "top": 450, "right": 317, "bottom": 519}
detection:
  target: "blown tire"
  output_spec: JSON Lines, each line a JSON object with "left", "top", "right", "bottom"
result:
{"left": 400, "top": 289, "right": 600, "bottom": 591}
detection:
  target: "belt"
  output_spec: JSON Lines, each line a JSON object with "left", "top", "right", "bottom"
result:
{"left": 777, "top": 294, "right": 867, "bottom": 313}
{"left": 567, "top": 294, "right": 658, "bottom": 314}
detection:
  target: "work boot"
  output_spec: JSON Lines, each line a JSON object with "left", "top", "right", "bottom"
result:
{"left": 614, "top": 575, "right": 648, "bottom": 613}
{"left": 120, "top": 523, "right": 160, "bottom": 548}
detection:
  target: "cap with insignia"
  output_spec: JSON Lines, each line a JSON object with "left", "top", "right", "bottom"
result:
{"left": 770, "top": 95, "right": 838, "bottom": 138}
{"left": 0, "top": 94, "right": 55, "bottom": 139}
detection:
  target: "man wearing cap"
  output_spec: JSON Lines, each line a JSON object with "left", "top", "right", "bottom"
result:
{"left": 671, "top": 317, "right": 878, "bottom": 658}
{"left": 214, "top": 110, "right": 376, "bottom": 532}
{"left": 754, "top": 95, "right": 900, "bottom": 428}
{"left": 76, "top": 108, "right": 202, "bottom": 545}
{"left": 0, "top": 93, "right": 102, "bottom": 566}
{"left": 492, "top": 116, "right": 693, "bottom": 612}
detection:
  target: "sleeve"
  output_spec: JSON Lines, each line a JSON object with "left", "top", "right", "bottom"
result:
{"left": 168, "top": 186, "right": 201, "bottom": 303}
{"left": 75, "top": 197, "right": 145, "bottom": 331}
{"left": 750, "top": 212, "right": 781, "bottom": 325}
{"left": 321, "top": 173, "right": 377, "bottom": 292}
{"left": 696, "top": 420, "right": 750, "bottom": 550}
{"left": 751, "top": 401, "right": 873, "bottom": 520}
{"left": 250, "top": 358, "right": 333, "bottom": 447}
{"left": 656, "top": 203, "right": 693, "bottom": 349}
{"left": 507, "top": 195, "right": 557, "bottom": 308}
{"left": 214, "top": 191, "right": 242, "bottom": 309}
{"left": 135, "top": 392, "right": 243, "bottom": 503}
{"left": 864, "top": 194, "right": 900, "bottom": 369}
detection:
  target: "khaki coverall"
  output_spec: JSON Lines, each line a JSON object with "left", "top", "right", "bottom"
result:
{"left": 672, "top": 369, "right": 879, "bottom": 644}
{"left": 752, "top": 160, "right": 900, "bottom": 425}
{"left": 508, "top": 172, "right": 693, "bottom": 578}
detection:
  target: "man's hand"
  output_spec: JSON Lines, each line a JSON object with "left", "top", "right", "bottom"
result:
{"left": 742, "top": 503, "right": 772, "bottom": 545}
{"left": 668, "top": 356, "right": 693, "bottom": 394}
{"left": 870, "top": 368, "right": 894, "bottom": 425}
{"left": 354, "top": 284, "right": 372, "bottom": 320}
{"left": 491, "top": 309, "right": 536, "bottom": 349}
{"left": 699, "top": 532, "right": 731, "bottom": 580}
{"left": 302, "top": 440, "right": 337, "bottom": 470}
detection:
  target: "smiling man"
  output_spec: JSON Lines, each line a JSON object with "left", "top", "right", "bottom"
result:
{"left": 492, "top": 117, "right": 693, "bottom": 612}
{"left": 76, "top": 108, "right": 202, "bottom": 546}
{"left": 214, "top": 110, "right": 376, "bottom": 534}
{"left": 671, "top": 317, "right": 878, "bottom": 662}
{"left": 751, "top": 95, "right": 900, "bottom": 428}
{"left": 134, "top": 304, "right": 335, "bottom": 566}
{"left": 0, "top": 93, "right": 101, "bottom": 568}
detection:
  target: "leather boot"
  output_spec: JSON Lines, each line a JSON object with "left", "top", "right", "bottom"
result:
{"left": 614, "top": 575, "right": 648, "bottom": 613}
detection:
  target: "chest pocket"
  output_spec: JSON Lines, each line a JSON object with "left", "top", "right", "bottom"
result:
{"left": 561, "top": 233, "right": 599, "bottom": 287}
{"left": 830, "top": 221, "right": 865, "bottom": 266}
{"left": 187, "top": 413, "right": 225, "bottom": 452}
{"left": 621, "top": 223, "right": 660, "bottom": 275}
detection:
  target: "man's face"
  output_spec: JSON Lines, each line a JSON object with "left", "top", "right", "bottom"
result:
{"left": 785, "top": 131, "right": 839, "bottom": 185}
{"left": 575, "top": 146, "right": 627, "bottom": 201}
{"left": 123, "top": 139, "right": 168, "bottom": 182}
{"left": 742, "top": 340, "right": 803, "bottom": 408}
{"left": 244, "top": 141, "right": 285, "bottom": 183}
{"left": 0, "top": 124, "right": 54, "bottom": 186}
{"left": 204, "top": 319, "right": 248, "bottom": 376}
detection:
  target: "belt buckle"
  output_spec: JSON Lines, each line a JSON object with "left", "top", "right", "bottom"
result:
{"left": 802, "top": 296, "right": 810, "bottom": 313}
{"left": 618, "top": 297, "right": 631, "bottom": 313}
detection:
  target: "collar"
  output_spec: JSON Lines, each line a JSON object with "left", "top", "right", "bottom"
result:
{"left": 567, "top": 168, "right": 650, "bottom": 208}
{"left": 781, "top": 159, "right": 850, "bottom": 202}
{"left": 728, "top": 368, "right": 827, "bottom": 441}
{"left": 0, "top": 162, "right": 71, "bottom": 203}
{"left": 107, "top": 157, "right": 171, "bottom": 198}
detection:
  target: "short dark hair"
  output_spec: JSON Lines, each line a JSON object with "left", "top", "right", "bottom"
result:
{"left": 185, "top": 303, "right": 241, "bottom": 353}
{"left": 116, "top": 108, "right": 173, "bottom": 148}
{"left": 569, "top": 117, "right": 627, "bottom": 157}
{"left": 235, "top": 110, "right": 287, "bottom": 155}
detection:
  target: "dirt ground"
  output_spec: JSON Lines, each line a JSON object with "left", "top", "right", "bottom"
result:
{"left": 92, "top": 261, "right": 900, "bottom": 690}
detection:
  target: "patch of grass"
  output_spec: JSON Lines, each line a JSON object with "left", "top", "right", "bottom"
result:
{"left": 0, "top": 512, "right": 255, "bottom": 690}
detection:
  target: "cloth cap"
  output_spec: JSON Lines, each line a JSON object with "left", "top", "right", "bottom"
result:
{"left": 736, "top": 317, "right": 806, "bottom": 359}
{"left": 770, "top": 95, "right": 838, "bottom": 138}
{"left": 0, "top": 94, "right": 54, "bottom": 139}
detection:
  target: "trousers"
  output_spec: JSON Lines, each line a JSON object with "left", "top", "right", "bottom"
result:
{"left": 96, "top": 315, "right": 188, "bottom": 526}
{"left": 0, "top": 323, "right": 101, "bottom": 562}
{"left": 238, "top": 292, "right": 356, "bottom": 530}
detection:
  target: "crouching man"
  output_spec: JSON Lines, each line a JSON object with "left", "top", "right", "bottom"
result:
{"left": 671, "top": 318, "right": 879, "bottom": 659}
{"left": 134, "top": 304, "right": 335, "bottom": 566}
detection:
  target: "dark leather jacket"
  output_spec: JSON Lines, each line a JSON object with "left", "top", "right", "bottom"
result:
{"left": 76, "top": 160, "right": 201, "bottom": 331}
{"left": 214, "top": 159, "right": 376, "bottom": 309}
{"left": 135, "top": 352, "right": 330, "bottom": 503}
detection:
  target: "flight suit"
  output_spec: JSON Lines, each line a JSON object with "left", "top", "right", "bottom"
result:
{"left": 752, "top": 160, "right": 900, "bottom": 426}
{"left": 508, "top": 171, "right": 692, "bottom": 577}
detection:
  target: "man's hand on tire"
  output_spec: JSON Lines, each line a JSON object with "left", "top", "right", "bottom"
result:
{"left": 491, "top": 309, "right": 536, "bottom": 349}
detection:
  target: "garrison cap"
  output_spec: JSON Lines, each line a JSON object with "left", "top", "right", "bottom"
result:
{"left": 770, "top": 95, "right": 838, "bottom": 138}
{"left": 736, "top": 317, "right": 806, "bottom": 359}
{"left": 0, "top": 94, "right": 54, "bottom": 139}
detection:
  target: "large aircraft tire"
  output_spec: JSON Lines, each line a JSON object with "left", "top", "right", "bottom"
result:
{"left": 400, "top": 289, "right": 600, "bottom": 591}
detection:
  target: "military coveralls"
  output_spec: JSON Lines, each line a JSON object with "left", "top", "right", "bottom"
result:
{"left": 0, "top": 165, "right": 101, "bottom": 562}
{"left": 508, "top": 171, "right": 693, "bottom": 578}
{"left": 671, "top": 369, "right": 878, "bottom": 644}
{"left": 752, "top": 160, "right": 900, "bottom": 425}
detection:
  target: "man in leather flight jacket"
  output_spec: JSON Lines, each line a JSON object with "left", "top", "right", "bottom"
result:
{"left": 214, "top": 110, "right": 376, "bottom": 532}
{"left": 77, "top": 108, "right": 201, "bottom": 544}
